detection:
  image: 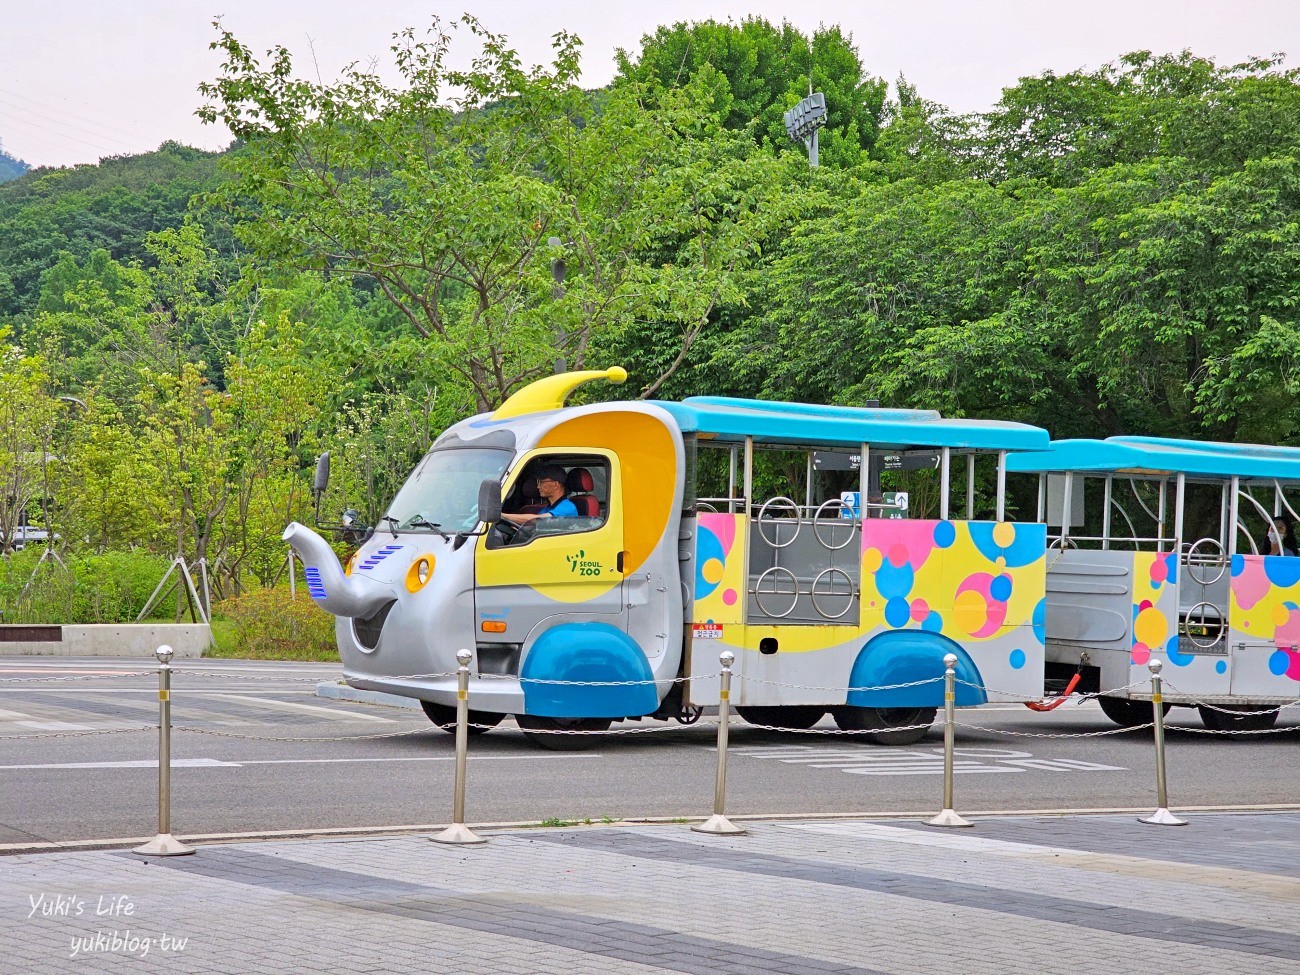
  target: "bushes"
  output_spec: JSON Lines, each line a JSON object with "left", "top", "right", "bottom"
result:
{"left": 212, "top": 585, "right": 337, "bottom": 661}
{"left": 0, "top": 549, "right": 339, "bottom": 660}
{"left": 0, "top": 549, "right": 174, "bottom": 623}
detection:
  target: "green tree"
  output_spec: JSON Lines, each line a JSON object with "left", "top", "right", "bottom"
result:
{"left": 617, "top": 18, "right": 887, "bottom": 166}
{"left": 0, "top": 143, "right": 224, "bottom": 319}
{"left": 198, "top": 16, "right": 782, "bottom": 410}
{"left": 0, "top": 335, "right": 61, "bottom": 550}
{"left": 59, "top": 394, "right": 168, "bottom": 553}
{"left": 982, "top": 52, "right": 1300, "bottom": 186}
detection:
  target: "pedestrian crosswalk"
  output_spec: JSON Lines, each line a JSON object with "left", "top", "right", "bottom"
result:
{"left": 730, "top": 744, "right": 1126, "bottom": 776}
{"left": 0, "top": 691, "right": 405, "bottom": 730}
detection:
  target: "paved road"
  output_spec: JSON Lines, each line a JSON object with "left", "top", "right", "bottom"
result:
{"left": 1, "top": 658, "right": 1297, "bottom": 848}
{"left": 3, "top": 812, "right": 1298, "bottom": 975}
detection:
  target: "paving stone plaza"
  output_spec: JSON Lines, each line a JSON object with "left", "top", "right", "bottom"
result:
{"left": 4, "top": 812, "right": 1297, "bottom": 974}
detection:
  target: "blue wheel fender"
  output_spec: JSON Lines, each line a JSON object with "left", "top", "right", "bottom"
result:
{"left": 520, "top": 622, "right": 658, "bottom": 718}
{"left": 846, "top": 630, "right": 987, "bottom": 708}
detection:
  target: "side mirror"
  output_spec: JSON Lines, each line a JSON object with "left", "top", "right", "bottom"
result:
{"left": 478, "top": 478, "right": 503, "bottom": 525}
{"left": 313, "top": 452, "right": 331, "bottom": 498}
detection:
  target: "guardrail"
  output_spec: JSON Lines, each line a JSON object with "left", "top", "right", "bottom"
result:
{"left": 2, "top": 648, "right": 1297, "bottom": 856}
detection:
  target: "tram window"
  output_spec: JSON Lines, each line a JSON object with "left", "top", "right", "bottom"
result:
{"left": 492, "top": 456, "right": 610, "bottom": 547}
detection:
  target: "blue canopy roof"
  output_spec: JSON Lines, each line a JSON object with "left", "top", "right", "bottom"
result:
{"left": 1005, "top": 437, "right": 1300, "bottom": 482}
{"left": 650, "top": 397, "right": 1050, "bottom": 452}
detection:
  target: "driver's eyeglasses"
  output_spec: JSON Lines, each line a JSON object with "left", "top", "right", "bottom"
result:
{"left": 537, "top": 478, "right": 560, "bottom": 486}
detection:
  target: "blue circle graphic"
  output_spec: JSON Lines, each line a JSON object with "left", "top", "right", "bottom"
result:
{"left": 989, "top": 574, "right": 1012, "bottom": 602}
{"left": 933, "top": 521, "right": 957, "bottom": 548}
{"left": 884, "top": 597, "right": 912, "bottom": 628}
{"left": 1269, "top": 650, "right": 1291, "bottom": 677}
{"left": 1008, "top": 649, "right": 1026, "bottom": 670}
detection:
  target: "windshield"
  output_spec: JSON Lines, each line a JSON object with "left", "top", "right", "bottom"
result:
{"left": 385, "top": 447, "right": 512, "bottom": 533}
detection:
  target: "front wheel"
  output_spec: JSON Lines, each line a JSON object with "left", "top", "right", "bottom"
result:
{"left": 830, "top": 705, "right": 936, "bottom": 745}
{"left": 515, "top": 714, "right": 612, "bottom": 750}
{"left": 420, "top": 700, "right": 504, "bottom": 735}
{"left": 1198, "top": 704, "right": 1278, "bottom": 733}
{"left": 1098, "top": 696, "right": 1170, "bottom": 728}
{"left": 735, "top": 705, "right": 826, "bottom": 730}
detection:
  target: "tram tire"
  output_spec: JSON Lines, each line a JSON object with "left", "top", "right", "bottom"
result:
{"left": 735, "top": 706, "right": 826, "bottom": 730}
{"left": 516, "top": 714, "right": 612, "bottom": 750}
{"left": 1197, "top": 704, "right": 1278, "bottom": 734}
{"left": 830, "top": 705, "right": 936, "bottom": 745}
{"left": 1097, "top": 696, "right": 1170, "bottom": 728}
{"left": 420, "top": 700, "right": 503, "bottom": 735}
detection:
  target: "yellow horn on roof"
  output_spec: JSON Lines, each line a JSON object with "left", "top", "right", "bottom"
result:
{"left": 492, "top": 367, "right": 628, "bottom": 420}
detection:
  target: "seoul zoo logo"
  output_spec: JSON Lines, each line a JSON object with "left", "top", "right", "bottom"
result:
{"left": 566, "top": 550, "right": 603, "bottom": 577}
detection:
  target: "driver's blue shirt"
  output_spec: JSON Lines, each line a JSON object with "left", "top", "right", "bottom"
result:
{"left": 540, "top": 497, "right": 578, "bottom": 518}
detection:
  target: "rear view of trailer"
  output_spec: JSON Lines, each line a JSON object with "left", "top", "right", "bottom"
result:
{"left": 1006, "top": 437, "right": 1300, "bottom": 731}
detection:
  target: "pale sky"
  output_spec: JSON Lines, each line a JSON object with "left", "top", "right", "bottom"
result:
{"left": 1, "top": 1, "right": 1295, "bottom": 168}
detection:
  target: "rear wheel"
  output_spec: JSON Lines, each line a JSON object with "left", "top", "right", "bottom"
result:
{"left": 420, "top": 700, "right": 504, "bottom": 735}
{"left": 735, "top": 706, "right": 826, "bottom": 730}
{"left": 830, "top": 705, "right": 936, "bottom": 745}
{"left": 515, "top": 714, "right": 612, "bottom": 750}
{"left": 1097, "top": 696, "right": 1170, "bottom": 728}
{"left": 1198, "top": 704, "right": 1278, "bottom": 733}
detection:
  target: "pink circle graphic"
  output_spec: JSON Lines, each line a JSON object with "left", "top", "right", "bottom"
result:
{"left": 910, "top": 599, "right": 930, "bottom": 623}
{"left": 722, "top": 589, "right": 737, "bottom": 606}
{"left": 1131, "top": 643, "right": 1151, "bottom": 665}
{"left": 953, "top": 573, "right": 1007, "bottom": 638}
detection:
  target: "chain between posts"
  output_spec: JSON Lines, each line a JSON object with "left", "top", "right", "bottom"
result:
{"left": 0, "top": 671, "right": 156, "bottom": 683}
{"left": 0, "top": 726, "right": 156, "bottom": 740}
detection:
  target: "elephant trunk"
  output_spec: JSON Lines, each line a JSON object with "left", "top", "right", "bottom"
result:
{"left": 282, "top": 522, "right": 394, "bottom": 618}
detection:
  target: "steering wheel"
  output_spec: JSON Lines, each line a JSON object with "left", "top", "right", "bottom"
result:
{"left": 494, "top": 520, "right": 537, "bottom": 546}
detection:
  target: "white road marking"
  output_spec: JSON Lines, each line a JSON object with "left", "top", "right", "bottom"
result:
{"left": 0, "top": 688, "right": 353, "bottom": 695}
{"left": 733, "top": 744, "right": 1125, "bottom": 776}
{"left": 199, "top": 693, "right": 395, "bottom": 722}
{"left": 13, "top": 720, "right": 92, "bottom": 731}
{"left": 0, "top": 758, "right": 240, "bottom": 770}
{"left": 0, "top": 755, "right": 599, "bottom": 770}
{"left": 232, "top": 755, "right": 601, "bottom": 765}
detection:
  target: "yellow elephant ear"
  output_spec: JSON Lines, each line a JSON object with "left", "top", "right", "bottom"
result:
{"left": 492, "top": 367, "right": 627, "bottom": 420}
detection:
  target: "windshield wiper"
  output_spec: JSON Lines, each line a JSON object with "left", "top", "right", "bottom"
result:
{"left": 379, "top": 514, "right": 399, "bottom": 538}
{"left": 406, "top": 515, "right": 450, "bottom": 540}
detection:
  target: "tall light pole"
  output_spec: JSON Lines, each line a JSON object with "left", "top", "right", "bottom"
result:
{"left": 784, "top": 91, "right": 827, "bottom": 167}
{"left": 548, "top": 236, "right": 567, "bottom": 374}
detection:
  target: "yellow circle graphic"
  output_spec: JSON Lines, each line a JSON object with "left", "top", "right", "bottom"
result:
{"left": 1133, "top": 608, "right": 1168, "bottom": 648}
{"left": 992, "top": 521, "right": 1016, "bottom": 547}
{"left": 702, "top": 558, "right": 725, "bottom": 585}
{"left": 952, "top": 589, "right": 987, "bottom": 635}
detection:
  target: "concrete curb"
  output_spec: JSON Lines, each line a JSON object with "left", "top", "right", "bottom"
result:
{"left": 315, "top": 681, "right": 421, "bottom": 710}
{"left": 7, "top": 804, "right": 1300, "bottom": 856}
